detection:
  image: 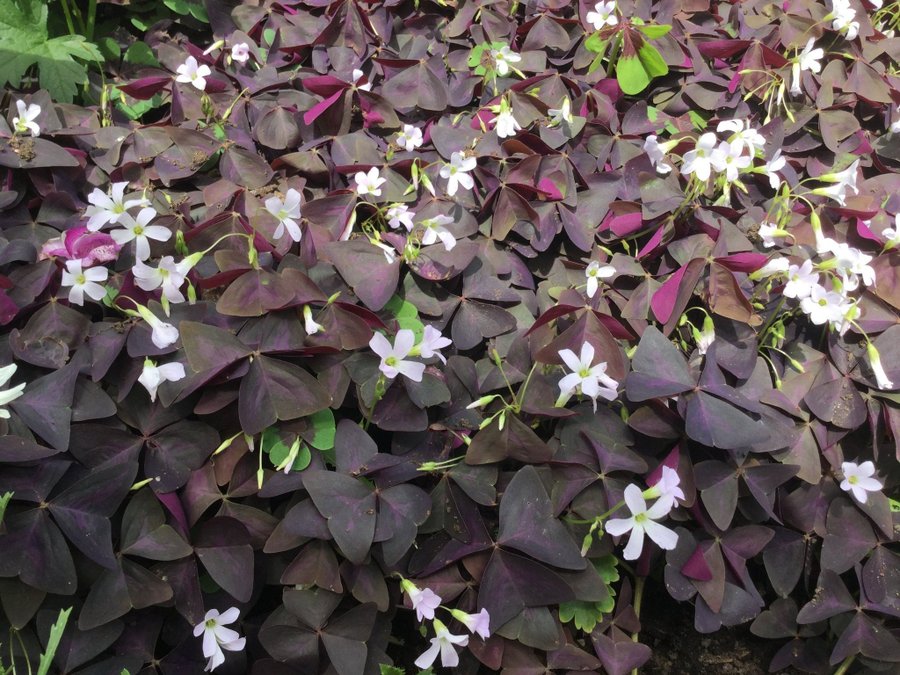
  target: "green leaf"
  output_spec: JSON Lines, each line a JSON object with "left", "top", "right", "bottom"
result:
{"left": 594, "top": 554, "right": 620, "bottom": 585}
{"left": 380, "top": 666, "right": 405, "bottom": 675}
{"left": 636, "top": 24, "right": 672, "bottom": 39}
{"left": 616, "top": 55, "right": 650, "bottom": 95}
{"left": 386, "top": 294, "right": 425, "bottom": 340}
{"left": 688, "top": 110, "right": 707, "bottom": 131}
{"left": 584, "top": 32, "right": 607, "bottom": 55}
{"left": 307, "top": 408, "right": 336, "bottom": 451}
{"left": 124, "top": 42, "right": 159, "bottom": 67}
{"left": 188, "top": 2, "right": 209, "bottom": 21}
{"left": 0, "top": 0, "right": 102, "bottom": 102}
{"left": 637, "top": 42, "right": 668, "bottom": 78}
{"left": 98, "top": 37, "right": 121, "bottom": 63}
{"left": 559, "top": 600, "right": 608, "bottom": 632}
{"left": 163, "top": 0, "right": 190, "bottom": 14}
{"left": 0, "top": 491, "right": 12, "bottom": 526}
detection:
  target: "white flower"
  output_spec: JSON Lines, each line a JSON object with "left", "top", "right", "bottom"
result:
{"left": 585, "top": 260, "right": 615, "bottom": 298}
{"left": 414, "top": 619, "right": 469, "bottom": 670}
{"left": 548, "top": 97, "right": 574, "bottom": 127}
{"left": 717, "top": 119, "right": 766, "bottom": 156}
{"left": 811, "top": 159, "right": 860, "bottom": 206}
{"left": 85, "top": 182, "right": 151, "bottom": 231}
{"left": 303, "top": 305, "right": 324, "bottom": 335}
{"left": 265, "top": 188, "right": 303, "bottom": 242}
{"left": 866, "top": 343, "right": 894, "bottom": 390}
{"left": 586, "top": 1, "right": 618, "bottom": 30}
{"left": 370, "top": 329, "right": 425, "bottom": 381}
{"left": 230, "top": 43, "right": 250, "bottom": 63}
{"left": 759, "top": 221, "right": 789, "bottom": 248}
{"left": 605, "top": 484, "right": 679, "bottom": 560}
{"left": 386, "top": 204, "right": 415, "bottom": 231}
{"left": 695, "top": 316, "right": 716, "bottom": 355}
{"left": 681, "top": 133, "right": 718, "bottom": 181}
{"left": 417, "top": 325, "right": 452, "bottom": 363}
{"left": 556, "top": 342, "right": 619, "bottom": 412}
{"left": 193, "top": 608, "right": 245, "bottom": 672}
{"left": 492, "top": 108, "right": 522, "bottom": 139}
{"left": 12, "top": 100, "right": 40, "bottom": 137}
{"left": 643, "top": 466, "right": 685, "bottom": 512}
{"left": 490, "top": 45, "right": 521, "bottom": 77}
{"left": 138, "top": 359, "right": 186, "bottom": 402}
{"left": 419, "top": 214, "right": 456, "bottom": 251}
{"left": 800, "top": 284, "right": 847, "bottom": 326}
{"left": 396, "top": 124, "right": 423, "bottom": 152}
{"left": 401, "top": 580, "right": 442, "bottom": 622}
{"left": 372, "top": 240, "right": 397, "bottom": 264}
{"left": 839, "top": 461, "right": 883, "bottom": 503}
{"left": 440, "top": 152, "right": 477, "bottom": 197}
{"left": 0, "top": 364, "right": 26, "bottom": 419}
{"left": 753, "top": 257, "right": 790, "bottom": 278}
{"left": 644, "top": 135, "right": 676, "bottom": 174}
{"left": 791, "top": 38, "right": 824, "bottom": 96}
{"left": 830, "top": 0, "right": 860, "bottom": 40}
{"left": 354, "top": 167, "right": 386, "bottom": 197}
{"left": 352, "top": 68, "right": 372, "bottom": 91}
{"left": 883, "top": 214, "right": 900, "bottom": 249}
{"left": 763, "top": 150, "right": 786, "bottom": 189}
{"left": 175, "top": 56, "right": 212, "bottom": 91}
{"left": 710, "top": 139, "right": 752, "bottom": 182}
{"left": 136, "top": 304, "right": 180, "bottom": 349}
{"left": 783, "top": 259, "right": 820, "bottom": 299}
{"left": 820, "top": 240, "right": 875, "bottom": 290}
{"left": 61, "top": 260, "right": 108, "bottom": 306}
{"left": 110, "top": 207, "right": 171, "bottom": 261}
{"left": 132, "top": 256, "right": 190, "bottom": 303}
{"left": 450, "top": 608, "right": 491, "bottom": 640}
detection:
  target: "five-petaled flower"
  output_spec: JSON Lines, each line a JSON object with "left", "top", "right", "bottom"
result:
{"left": 370, "top": 329, "right": 425, "bottom": 382}
{"left": 85, "top": 182, "right": 151, "bottom": 231}
{"left": 193, "top": 607, "right": 246, "bottom": 672}
{"left": 231, "top": 43, "right": 251, "bottom": 63}
{"left": 0, "top": 363, "right": 26, "bottom": 419}
{"left": 265, "top": 188, "right": 303, "bottom": 242}
{"left": 643, "top": 466, "right": 685, "bottom": 513}
{"left": 605, "top": 484, "right": 679, "bottom": 560}
{"left": 450, "top": 608, "right": 491, "bottom": 640}
{"left": 490, "top": 45, "right": 521, "bottom": 77}
{"left": 387, "top": 204, "right": 415, "bottom": 231}
{"left": 12, "top": 100, "right": 41, "bottom": 137}
{"left": 586, "top": 1, "right": 618, "bottom": 30}
{"left": 792, "top": 38, "right": 823, "bottom": 96}
{"left": 137, "top": 304, "right": 180, "bottom": 349}
{"left": 133, "top": 256, "right": 191, "bottom": 303}
{"left": 839, "top": 461, "right": 883, "bottom": 503}
{"left": 175, "top": 56, "right": 213, "bottom": 91}
{"left": 417, "top": 325, "right": 452, "bottom": 363}
{"left": 61, "top": 260, "right": 108, "bottom": 306}
{"left": 354, "top": 167, "right": 386, "bottom": 197}
{"left": 401, "top": 579, "right": 442, "bottom": 622}
{"left": 556, "top": 342, "right": 619, "bottom": 412}
{"left": 440, "top": 152, "right": 477, "bottom": 197}
{"left": 396, "top": 124, "right": 424, "bottom": 151}
{"left": 110, "top": 207, "right": 172, "bottom": 261}
{"left": 414, "top": 619, "right": 469, "bottom": 670}
{"left": 418, "top": 214, "right": 456, "bottom": 251}
{"left": 138, "top": 359, "right": 186, "bottom": 402}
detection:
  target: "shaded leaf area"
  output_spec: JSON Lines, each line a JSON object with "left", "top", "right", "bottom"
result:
{"left": 0, "top": 0, "right": 897, "bottom": 672}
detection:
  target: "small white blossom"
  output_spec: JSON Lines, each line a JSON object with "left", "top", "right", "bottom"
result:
{"left": 696, "top": 316, "right": 716, "bottom": 355}
{"left": 759, "top": 221, "right": 789, "bottom": 248}
{"left": 450, "top": 608, "right": 491, "bottom": 640}
{"left": 414, "top": 619, "right": 469, "bottom": 670}
{"left": 372, "top": 240, "right": 397, "bottom": 264}
{"left": 401, "top": 580, "right": 442, "bottom": 622}
{"left": 12, "top": 100, "right": 40, "bottom": 137}
{"left": 753, "top": 257, "right": 790, "bottom": 278}
{"left": 440, "top": 152, "right": 477, "bottom": 197}
{"left": 710, "top": 139, "right": 752, "bottom": 182}
{"left": 193, "top": 608, "right": 245, "bottom": 672}
{"left": 605, "top": 484, "right": 679, "bottom": 560}
{"left": 0, "top": 364, "right": 26, "bottom": 419}
{"left": 137, "top": 305, "right": 180, "bottom": 349}
{"left": 396, "top": 124, "right": 423, "bottom": 152}
{"left": 138, "top": 359, "right": 186, "bottom": 402}
{"left": 492, "top": 108, "right": 522, "bottom": 139}
{"left": 85, "top": 182, "right": 151, "bottom": 231}
{"left": 419, "top": 214, "right": 456, "bottom": 251}
{"left": 820, "top": 240, "right": 875, "bottom": 290}
{"left": 839, "top": 461, "right": 883, "bottom": 503}
{"left": 811, "top": 159, "right": 860, "bottom": 206}
{"left": 352, "top": 68, "right": 372, "bottom": 91}
{"left": 548, "top": 97, "right": 574, "bottom": 127}
{"left": 417, "top": 325, "right": 452, "bottom": 363}
{"left": 265, "top": 188, "right": 303, "bottom": 242}
{"left": 490, "top": 45, "right": 521, "bottom": 77}
{"left": 230, "top": 43, "right": 250, "bottom": 63}
{"left": 763, "top": 150, "right": 786, "bottom": 189}
{"left": 354, "top": 167, "right": 386, "bottom": 197}
{"left": 717, "top": 119, "right": 766, "bottom": 156}
{"left": 303, "top": 305, "right": 324, "bottom": 335}
{"left": 386, "top": 204, "right": 415, "bottom": 231}
{"left": 830, "top": 0, "right": 860, "bottom": 40}
{"left": 586, "top": 1, "right": 618, "bottom": 30}
{"left": 791, "top": 38, "right": 824, "bottom": 96}
{"left": 866, "top": 343, "right": 894, "bottom": 390}
{"left": 556, "top": 342, "right": 619, "bottom": 412}
{"left": 681, "top": 132, "right": 718, "bottom": 181}
{"left": 175, "top": 56, "right": 212, "bottom": 91}
{"left": 370, "top": 329, "right": 425, "bottom": 381}
{"left": 800, "top": 284, "right": 848, "bottom": 326}
{"left": 585, "top": 260, "right": 615, "bottom": 298}
{"left": 110, "top": 207, "right": 171, "bottom": 261}
{"left": 644, "top": 135, "right": 676, "bottom": 174}
{"left": 882, "top": 214, "right": 900, "bottom": 249}
{"left": 783, "top": 259, "right": 820, "bottom": 299}
{"left": 61, "top": 260, "right": 108, "bottom": 306}
{"left": 132, "top": 256, "right": 191, "bottom": 303}
{"left": 643, "top": 466, "right": 685, "bottom": 512}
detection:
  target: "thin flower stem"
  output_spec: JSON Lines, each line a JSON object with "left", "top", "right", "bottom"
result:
{"left": 630, "top": 575, "right": 645, "bottom": 675}
{"left": 833, "top": 654, "right": 855, "bottom": 675}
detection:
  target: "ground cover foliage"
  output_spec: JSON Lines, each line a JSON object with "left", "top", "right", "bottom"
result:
{"left": 0, "top": 0, "right": 899, "bottom": 672}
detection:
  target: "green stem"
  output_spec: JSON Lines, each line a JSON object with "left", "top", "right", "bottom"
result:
{"left": 58, "top": 0, "right": 77, "bottom": 36}
{"left": 86, "top": 0, "right": 97, "bottom": 41}
{"left": 833, "top": 654, "right": 855, "bottom": 675}
{"left": 630, "top": 576, "right": 645, "bottom": 675}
